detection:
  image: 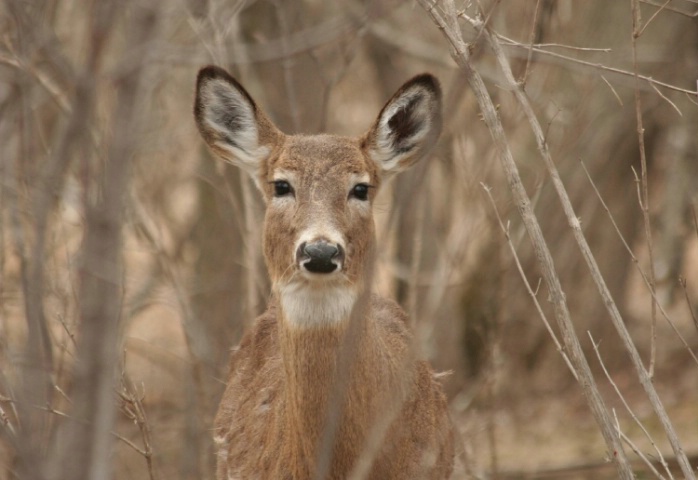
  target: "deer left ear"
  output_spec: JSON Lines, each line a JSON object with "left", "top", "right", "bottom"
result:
{"left": 365, "top": 74, "right": 442, "bottom": 177}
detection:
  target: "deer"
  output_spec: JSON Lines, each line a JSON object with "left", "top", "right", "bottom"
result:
{"left": 194, "top": 65, "right": 455, "bottom": 480}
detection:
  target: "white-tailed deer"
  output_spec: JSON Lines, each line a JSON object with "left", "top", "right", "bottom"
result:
{"left": 194, "top": 65, "right": 455, "bottom": 479}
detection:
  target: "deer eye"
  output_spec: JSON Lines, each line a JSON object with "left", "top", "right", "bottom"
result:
{"left": 272, "top": 180, "right": 293, "bottom": 197}
{"left": 350, "top": 183, "right": 371, "bottom": 201}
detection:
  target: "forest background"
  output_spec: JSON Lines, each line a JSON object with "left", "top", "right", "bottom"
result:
{"left": 1, "top": 0, "right": 697, "bottom": 478}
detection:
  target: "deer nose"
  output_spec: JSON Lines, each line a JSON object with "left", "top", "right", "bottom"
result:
{"left": 297, "top": 240, "right": 345, "bottom": 274}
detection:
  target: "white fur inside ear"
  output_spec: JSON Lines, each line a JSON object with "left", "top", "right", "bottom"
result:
{"left": 369, "top": 85, "right": 439, "bottom": 176}
{"left": 199, "top": 78, "right": 269, "bottom": 175}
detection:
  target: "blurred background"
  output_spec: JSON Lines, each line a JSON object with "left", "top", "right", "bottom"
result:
{"left": 0, "top": 0, "right": 697, "bottom": 478}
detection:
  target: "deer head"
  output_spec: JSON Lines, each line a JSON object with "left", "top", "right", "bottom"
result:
{"left": 194, "top": 66, "right": 442, "bottom": 327}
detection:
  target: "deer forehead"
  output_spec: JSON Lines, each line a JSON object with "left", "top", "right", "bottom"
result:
{"left": 268, "top": 135, "right": 379, "bottom": 189}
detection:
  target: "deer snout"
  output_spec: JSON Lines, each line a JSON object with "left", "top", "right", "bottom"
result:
{"left": 297, "top": 240, "right": 345, "bottom": 274}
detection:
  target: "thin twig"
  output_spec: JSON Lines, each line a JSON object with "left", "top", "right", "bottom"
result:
{"left": 407, "top": 187, "right": 426, "bottom": 325}
{"left": 119, "top": 376, "right": 159, "bottom": 480}
{"left": 601, "top": 75, "right": 624, "bottom": 106}
{"left": 630, "top": 0, "right": 659, "bottom": 379}
{"left": 476, "top": 0, "right": 502, "bottom": 44}
{"left": 679, "top": 277, "right": 698, "bottom": 333}
{"left": 582, "top": 162, "right": 698, "bottom": 366}
{"left": 638, "top": 0, "right": 674, "bottom": 36}
{"left": 520, "top": 0, "right": 542, "bottom": 87}
{"left": 182, "top": 10, "right": 365, "bottom": 65}
{"left": 0, "top": 402, "right": 17, "bottom": 437}
{"left": 0, "top": 52, "right": 71, "bottom": 114}
{"left": 2, "top": 397, "right": 149, "bottom": 457}
{"left": 497, "top": 34, "right": 698, "bottom": 97}
{"left": 588, "top": 332, "right": 673, "bottom": 479}
{"left": 650, "top": 82, "right": 682, "bottom": 116}
{"left": 513, "top": 43, "right": 613, "bottom": 53}
{"left": 482, "top": 183, "right": 578, "bottom": 381}
{"left": 619, "top": 429, "right": 668, "bottom": 480}
{"left": 640, "top": 0, "right": 698, "bottom": 17}
{"left": 272, "top": 0, "right": 301, "bottom": 132}
{"left": 56, "top": 314, "right": 77, "bottom": 350}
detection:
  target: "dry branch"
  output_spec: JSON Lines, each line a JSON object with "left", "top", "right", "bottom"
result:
{"left": 119, "top": 378, "right": 159, "bottom": 480}
{"left": 630, "top": 0, "right": 659, "bottom": 378}
{"left": 48, "top": 4, "right": 159, "bottom": 480}
{"left": 588, "top": 332, "right": 673, "bottom": 479}
{"left": 497, "top": 34, "right": 698, "bottom": 98}
{"left": 581, "top": 162, "right": 698, "bottom": 365}
{"left": 679, "top": 277, "right": 698, "bottom": 334}
{"left": 444, "top": 4, "right": 695, "bottom": 478}
{"left": 482, "top": 184, "right": 578, "bottom": 381}
{"left": 640, "top": 0, "right": 698, "bottom": 17}
{"left": 416, "top": 1, "right": 635, "bottom": 477}
{"left": 6, "top": 0, "right": 115, "bottom": 476}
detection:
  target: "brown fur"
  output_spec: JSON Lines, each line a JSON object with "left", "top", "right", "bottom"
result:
{"left": 194, "top": 66, "right": 455, "bottom": 479}
{"left": 213, "top": 295, "right": 454, "bottom": 479}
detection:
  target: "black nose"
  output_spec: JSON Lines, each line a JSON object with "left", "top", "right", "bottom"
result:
{"left": 297, "top": 241, "right": 344, "bottom": 274}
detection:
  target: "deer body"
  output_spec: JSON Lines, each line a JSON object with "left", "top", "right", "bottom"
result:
{"left": 194, "top": 66, "right": 455, "bottom": 479}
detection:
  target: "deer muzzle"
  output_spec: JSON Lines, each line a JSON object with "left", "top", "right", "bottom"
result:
{"left": 297, "top": 240, "right": 345, "bottom": 274}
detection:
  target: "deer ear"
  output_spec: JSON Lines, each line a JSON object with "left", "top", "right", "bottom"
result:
{"left": 365, "top": 74, "right": 442, "bottom": 177}
{"left": 194, "top": 66, "right": 281, "bottom": 177}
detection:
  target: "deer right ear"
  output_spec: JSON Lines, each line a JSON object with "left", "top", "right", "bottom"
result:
{"left": 194, "top": 66, "right": 281, "bottom": 177}
{"left": 365, "top": 74, "right": 442, "bottom": 178}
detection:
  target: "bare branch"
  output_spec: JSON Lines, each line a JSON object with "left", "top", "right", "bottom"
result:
{"left": 588, "top": 331, "right": 673, "bottom": 479}
{"left": 50, "top": 4, "right": 160, "bottom": 479}
{"left": 417, "top": 2, "right": 634, "bottom": 477}
{"left": 482, "top": 183, "right": 578, "bottom": 381}
{"left": 520, "top": 0, "right": 543, "bottom": 86}
{"left": 679, "top": 277, "right": 698, "bottom": 334}
{"left": 119, "top": 377, "right": 159, "bottom": 480}
{"left": 479, "top": 13, "right": 696, "bottom": 478}
{"left": 601, "top": 75, "right": 624, "bottom": 106}
{"left": 649, "top": 82, "right": 683, "bottom": 116}
{"left": 638, "top": 0, "right": 674, "bottom": 36}
{"left": 422, "top": 2, "right": 695, "bottom": 477}
{"left": 497, "top": 34, "right": 698, "bottom": 98}
{"left": 582, "top": 161, "right": 698, "bottom": 365}
{"left": 640, "top": 0, "right": 698, "bottom": 17}
{"left": 630, "top": 0, "right": 659, "bottom": 379}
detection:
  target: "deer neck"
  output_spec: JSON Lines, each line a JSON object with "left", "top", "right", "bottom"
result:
{"left": 276, "top": 284, "right": 377, "bottom": 473}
